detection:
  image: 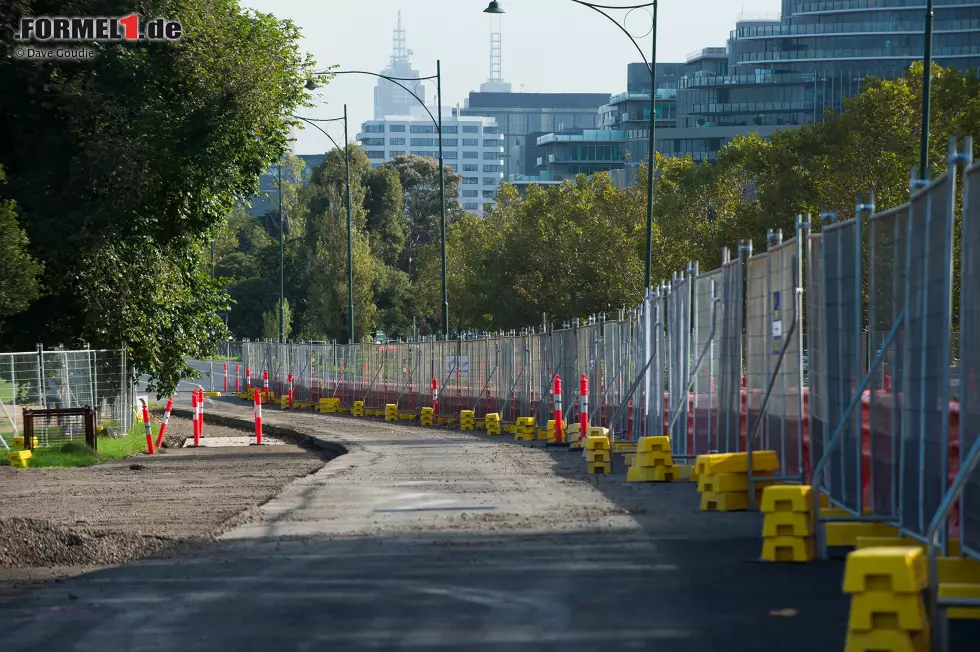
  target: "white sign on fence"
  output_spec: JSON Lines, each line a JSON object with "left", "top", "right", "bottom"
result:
{"left": 445, "top": 356, "right": 469, "bottom": 380}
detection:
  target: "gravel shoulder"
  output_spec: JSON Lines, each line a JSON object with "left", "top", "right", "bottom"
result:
{"left": 0, "top": 411, "right": 334, "bottom": 599}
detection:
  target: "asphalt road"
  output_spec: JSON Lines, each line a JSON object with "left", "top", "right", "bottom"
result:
{"left": 0, "top": 399, "right": 855, "bottom": 651}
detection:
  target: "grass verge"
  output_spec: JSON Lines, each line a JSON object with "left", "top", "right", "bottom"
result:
{"left": 2, "top": 423, "right": 148, "bottom": 469}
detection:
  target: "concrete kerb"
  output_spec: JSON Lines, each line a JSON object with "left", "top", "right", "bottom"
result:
{"left": 169, "top": 408, "right": 349, "bottom": 461}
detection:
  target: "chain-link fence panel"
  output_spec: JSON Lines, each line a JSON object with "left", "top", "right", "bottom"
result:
{"left": 960, "top": 159, "right": 980, "bottom": 560}
{"left": 867, "top": 204, "right": 909, "bottom": 518}
{"left": 900, "top": 171, "right": 956, "bottom": 539}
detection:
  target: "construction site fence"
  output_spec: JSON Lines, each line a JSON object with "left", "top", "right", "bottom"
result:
{"left": 224, "top": 136, "right": 980, "bottom": 568}
{"left": 0, "top": 346, "right": 132, "bottom": 450}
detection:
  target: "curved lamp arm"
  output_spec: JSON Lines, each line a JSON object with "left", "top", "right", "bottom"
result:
{"left": 292, "top": 114, "right": 345, "bottom": 152}
{"left": 314, "top": 69, "right": 441, "bottom": 130}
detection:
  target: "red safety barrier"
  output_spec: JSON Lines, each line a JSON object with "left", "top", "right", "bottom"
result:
{"left": 142, "top": 404, "right": 155, "bottom": 455}
{"left": 263, "top": 369, "right": 269, "bottom": 398}
{"left": 288, "top": 373, "right": 294, "bottom": 408}
{"left": 223, "top": 361, "right": 228, "bottom": 392}
{"left": 554, "top": 374, "right": 563, "bottom": 443}
{"left": 253, "top": 389, "right": 263, "bottom": 445}
{"left": 196, "top": 388, "right": 203, "bottom": 446}
{"left": 155, "top": 397, "right": 173, "bottom": 449}
{"left": 579, "top": 373, "right": 589, "bottom": 438}
{"left": 235, "top": 364, "right": 240, "bottom": 393}
{"left": 246, "top": 366, "right": 251, "bottom": 391}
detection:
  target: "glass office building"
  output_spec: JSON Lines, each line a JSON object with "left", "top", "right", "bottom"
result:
{"left": 671, "top": 1, "right": 980, "bottom": 159}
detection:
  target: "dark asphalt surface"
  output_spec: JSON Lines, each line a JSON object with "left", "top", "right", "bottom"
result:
{"left": 0, "top": 531, "right": 848, "bottom": 651}
{"left": 0, "top": 399, "right": 867, "bottom": 651}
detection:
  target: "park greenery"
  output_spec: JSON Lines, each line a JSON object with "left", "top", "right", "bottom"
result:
{"left": 1, "top": 12, "right": 978, "bottom": 400}
{"left": 0, "top": 0, "right": 316, "bottom": 394}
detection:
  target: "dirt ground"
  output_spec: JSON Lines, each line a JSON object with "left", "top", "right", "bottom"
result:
{"left": 0, "top": 412, "right": 335, "bottom": 599}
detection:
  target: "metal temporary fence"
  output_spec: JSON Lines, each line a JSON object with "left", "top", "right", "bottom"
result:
{"left": 959, "top": 150, "right": 980, "bottom": 565}
{"left": 806, "top": 138, "right": 980, "bottom": 588}
{"left": 0, "top": 346, "right": 132, "bottom": 450}
{"left": 744, "top": 226, "right": 806, "bottom": 487}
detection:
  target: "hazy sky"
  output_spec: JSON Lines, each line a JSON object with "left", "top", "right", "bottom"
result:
{"left": 239, "top": 0, "right": 782, "bottom": 154}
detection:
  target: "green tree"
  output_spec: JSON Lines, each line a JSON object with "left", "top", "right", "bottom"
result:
{"left": 260, "top": 298, "right": 292, "bottom": 341}
{"left": 0, "top": 166, "right": 42, "bottom": 331}
{"left": 0, "top": 0, "right": 318, "bottom": 395}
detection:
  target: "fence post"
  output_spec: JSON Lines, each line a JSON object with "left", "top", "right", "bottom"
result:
{"left": 37, "top": 344, "right": 45, "bottom": 409}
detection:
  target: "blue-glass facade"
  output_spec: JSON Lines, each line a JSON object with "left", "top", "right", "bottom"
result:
{"left": 670, "top": 1, "right": 980, "bottom": 159}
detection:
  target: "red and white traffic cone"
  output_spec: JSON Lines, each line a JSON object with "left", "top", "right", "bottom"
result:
{"left": 142, "top": 404, "right": 155, "bottom": 455}
{"left": 579, "top": 373, "right": 589, "bottom": 441}
{"left": 223, "top": 361, "right": 228, "bottom": 392}
{"left": 155, "top": 397, "right": 173, "bottom": 449}
{"left": 235, "top": 364, "right": 240, "bottom": 393}
{"left": 288, "top": 373, "right": 294, "bottom": 409}
{"left": 263, "top": 369, "right": 269, "bottom": 399}
{"left": 554, "top": 374, "right": 564, "bottom": 444}
{"left": 196, "top": 388, "right": 204, "bottom": 446}
{"left": 252, "top": 389, "right": 264, "bottom": 445}
{"left": 246, "top": 366, "right": 251, "bottom": 391}
{"left": 431, "top": 376, "right": 438, "bottom": 415}
{"left": 190, "top": 389, "right": 199, "bottom": 443}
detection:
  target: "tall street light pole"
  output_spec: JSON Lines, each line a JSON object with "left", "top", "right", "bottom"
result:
{"left": 919, "top": 0, "right": 935, "bottom": 180}
{"left": 324, "top": 66, "right": 449, "bottom": 338}
{"left": 278, "top": 158, "right": 285, "bottom": 343}
{"left": 484, "top": 0, "right": 657, "bottom": 292}
{"left": 437, "top": 61, "right": 449, "bottom": 340}
{"left": 294, "top": 105, "right": 355, "bottom": 343}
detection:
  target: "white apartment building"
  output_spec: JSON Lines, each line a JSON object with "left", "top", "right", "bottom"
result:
{"left": 356, "top": 114, "right": 504, "bottom": 216}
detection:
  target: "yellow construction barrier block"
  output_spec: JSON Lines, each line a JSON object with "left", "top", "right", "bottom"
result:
{"left": 399, "top": 412, "right": 417, "bottom": 421}
{"left": 700, "top": 491, "right": 751, "bottom": 512}
{"left": 584, "top": 435, "right": 611, "bottom": 451}
{"left": 587, "top": 426, "right": 610, "bottom": 439}
{"left": 937, "top": 555, "right": 980, "bottom": 583}
{"left": 7, "top": 449, "right": 32, "bottom": 468}
{"left": 352, "top": 401, "right": 365, "bottom": 417}
{"left": 826, "top": 521, "right": 901, "bottom": 548}
{"left": 614, "top": 441, "right": 636, "bottom": 453}
{"left": 624, "top": 453, "right": 636, "bottom": 466}
{"left": 637, "top": 436, "right": 671, "bottom": 453}
{"left": 385, "top": 404, "right": 398, "bottom": 422}
{"left": 503, "top": 423, "right": 516, "bottom": 434}
{"left": 848, "top": 591, "right": 928, "bottom": 632}
{"left": 420, "top": 407, "right": 434, "bottom": 426}
{"left": 939, "top": 583, "right": 980, "bottom": 620}
{"left": 696, "top": 450, "right": 780, "bottom": 476}
{"left": 762, "top": 536, "right": 816, "bottom": 563}
{"left": 588, "top": 462, "right": 611, "bottom": 475}
{"left": 460, "top": 409, "right": 475, "bottom": 431}
{"left": 634, "top": 451, "right": 673, "bottom": 468}
{"left": 843, "top": 629, "right": 930, "bottom": 652}
{"left": 536, "top": 427, "right": 550, "bottom": 440}
{"left": 514, "top": 430, "right": 535, "bottom": 441}
{"left": 627, "top": 465, "right": 660, "bottom": 482}
{"left": 565, "top": 422, "right": 581, "bottom": 442}
{"left": 280, "top": 396, "right": 291, "bottom": 408}
{"left": 763, "top": 512, "right": 814, "bottom": 538}
{"left": 673, "top": 464, "right": 693, "bottom": 481}
{"left": 760, "top": 484, "right": 813, "bottom": 515}
{"left": 856, "top": 537, "right": 919, "bottom": 551}
{"left": 517, "top": 416, "right": 535, "bottom": 428}
{"left": 13, "top": 435, "right": 24, "bottom": 447}
{"left": 586, "top": 449, "right": 611, "bottom": 463}
{"left": 843, "top": 547, "right": 928, "bottom": 595}
{"left": 698, "top": 471, "right": 775, "bottom": 494}
{"left": 204, "top": 391, "right": 222, "bottom": 397}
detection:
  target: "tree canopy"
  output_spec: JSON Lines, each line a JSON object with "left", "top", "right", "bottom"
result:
{"left": 0, "top": 0, "right": 316, "bottom": 394}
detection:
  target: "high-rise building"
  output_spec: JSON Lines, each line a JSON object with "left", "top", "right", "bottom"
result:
{"left": 667, "top": 2, "right": 980, "bottom": 161}
{"left": 460, "top": 92, "right": 612, "bottom": 180}
{"left": 357, "top": 114, "right": 505, "bottom": 216}
{"left": 374, "top": 12, "right": 426, "bottom": 120}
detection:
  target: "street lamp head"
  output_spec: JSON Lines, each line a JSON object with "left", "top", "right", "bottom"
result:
{"left": 304, "top": 79, "right": 318, "bottom": 91}
{"left": 484, "top": 1, "right": 505, "bottom": 14}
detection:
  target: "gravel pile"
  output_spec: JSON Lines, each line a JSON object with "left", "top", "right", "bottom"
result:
{"left": 0, "top": 517, "right": 174, "bottom": 568}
